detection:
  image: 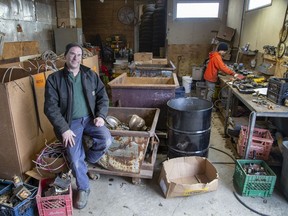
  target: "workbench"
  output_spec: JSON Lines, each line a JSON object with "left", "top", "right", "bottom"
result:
{"left": 219, "top": 75, "right": 288, "bottom": 159}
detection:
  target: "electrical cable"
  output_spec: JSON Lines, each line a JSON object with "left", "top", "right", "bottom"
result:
{"left": 83, "top": 48, "right": 94, "bottom": 59}
{"left": 32, "top": 141, "right": 69, "bottom": 176}
{"left": 209, "top": 146, "right": 236, "bottom": 163}
{"left": 213, "top": 83, "right": 230, "bottom": 109}
{"left": 41, "top": 50, "right": 58, "bottom": 61}
{"left": 2, "top": 67, "right": 14, "bottom": 83}
{"left": 233, "top": 191, "right": 270, "bottom": 216}
{"left": 211, "top": 148, "right": 270, "bottom": 216}
{"left": 27, "top": 59, "right": 37, "bottom": 69}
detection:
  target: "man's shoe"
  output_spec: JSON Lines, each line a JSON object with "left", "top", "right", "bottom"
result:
{"left": 74, "top": 189, "right": 90, "bottom": 209}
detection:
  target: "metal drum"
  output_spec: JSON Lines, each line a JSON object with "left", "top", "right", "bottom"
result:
{"left": 167, "top": 97, "right": 213, "bottom": 158}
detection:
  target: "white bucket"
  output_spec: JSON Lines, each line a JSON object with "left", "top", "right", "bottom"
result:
{"left": 182, "top": 76, "right": 193, "bottom": 93}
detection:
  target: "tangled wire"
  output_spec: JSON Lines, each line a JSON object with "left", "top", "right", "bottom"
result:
{"left": 33, "top": 142, "right": 69, "bottom": 176}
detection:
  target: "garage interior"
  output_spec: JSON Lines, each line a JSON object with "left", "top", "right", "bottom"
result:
{"left": 0, "top": 0, "right": 288, "bottom": 215}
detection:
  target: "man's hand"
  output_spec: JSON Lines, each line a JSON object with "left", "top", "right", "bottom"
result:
{"left": 94, "top": 117, "right": 105, "bottom": 127}
{"left": 234, "top": 74, "right": 245, "bottom": 80}
{"left": 62, "top": 129, "right": 76, "bottom": 147}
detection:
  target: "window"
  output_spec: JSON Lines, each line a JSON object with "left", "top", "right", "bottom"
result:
{"left": 247, "top": 0, "right": 272, "bottom": 11}
{"left": 174, "top": 1, "right": 222, "bottom": 19}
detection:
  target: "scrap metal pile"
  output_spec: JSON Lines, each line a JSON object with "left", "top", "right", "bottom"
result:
{"left": 105, "top": 114, "right": 148, "bottom": 131}
{"left": 232, "top": 74, "right": 267, "bottom": 94}
{"left": 42, "top": 171, "right": 72, "bottom": 197}
{"left": 242, "top": 163, "right": 268, "bottom": 176}
{"left": 0, "top": 176, "right": 36, "bottom": 208}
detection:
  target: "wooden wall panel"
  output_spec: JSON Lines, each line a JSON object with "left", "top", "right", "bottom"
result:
{"left": 81, "top": 0, "right": 134, "bottom": 49}
{"left": 2, "top": 41, "right": 40, "bottom": 60}
{"left": 167, "top": 44, "right": 211, "bottom": 77}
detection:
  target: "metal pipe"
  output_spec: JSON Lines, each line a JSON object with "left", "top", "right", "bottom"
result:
{"left": 224, "top": 85, "right": 232, "bottom": 137}
{"left": 244, "top": 111, "right": 256, "bottom": 159}
{"left": 74, "top": 0, "right": 77, "bottom": 18}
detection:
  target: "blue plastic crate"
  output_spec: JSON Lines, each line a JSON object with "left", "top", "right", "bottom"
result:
{"left": 0, "top": 183, "right": 38, "bottom": 216}
{"left": 0, "top": 179, "right": 13, "bottom": 195}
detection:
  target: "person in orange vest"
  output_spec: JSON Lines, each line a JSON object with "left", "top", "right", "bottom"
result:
{"left": 203, "top": 42, "right": 245, "bottom": 102}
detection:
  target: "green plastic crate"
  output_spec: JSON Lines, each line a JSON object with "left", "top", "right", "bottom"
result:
{"left": 233, "top": 159, "right": 276, "bottom": 197}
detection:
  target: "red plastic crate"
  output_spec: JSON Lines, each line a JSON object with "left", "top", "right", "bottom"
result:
{"left": 36, "top": 179, "right": 73, "bottom": 216}
{"left": 237, "top": 126, "right": 273, "bottom": 160}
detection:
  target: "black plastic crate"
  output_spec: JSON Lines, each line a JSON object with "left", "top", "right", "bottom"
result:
{"left": 267, "top": 78, "right": 288, "bottom": 105}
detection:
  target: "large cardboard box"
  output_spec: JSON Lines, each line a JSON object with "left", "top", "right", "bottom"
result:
{"left": 0, "top": 66, "right": 55, "bottom": 179}
{"left": 82, "top": 55, "right": 99, "bottom": 74}
{"left": 159, "top": 156, "right": 219, "bottom": 198}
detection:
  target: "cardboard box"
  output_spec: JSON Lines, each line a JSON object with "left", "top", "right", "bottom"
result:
{"left": 82, "top": 55, "right": 99, "bottom": 74}
{"left": 216, "top": 25, "right": 235, "bottom": 42}
{"left": 0, "top": 69, "right": 55, "bottom": 179}
{"left": 159, "top": 156, "right": 219, "bottom": 198}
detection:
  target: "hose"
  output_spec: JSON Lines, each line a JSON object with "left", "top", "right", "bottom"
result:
{"left": 211, "top": 146, "right": 270, "bottom": 216}
{"left": 233, "top": 191, "right": 270, "bottom": 216}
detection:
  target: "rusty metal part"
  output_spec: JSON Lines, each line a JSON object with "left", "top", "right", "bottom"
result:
{"left": 267, "top": 104, "right": 274, "bottom": 110}
{"left": 98, "top": 107, "right": 160, "bottom": 174}
{"left": 98, "top": 136, "right": 149, "bottom": 173}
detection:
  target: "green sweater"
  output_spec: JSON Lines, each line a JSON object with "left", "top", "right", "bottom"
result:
{"left": 69, "top": 72, "right": 90, "bottom": 119}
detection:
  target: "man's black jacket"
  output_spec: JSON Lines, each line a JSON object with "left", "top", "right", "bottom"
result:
{"left": 44, "top": 64, "right": 109, "bottom": 138}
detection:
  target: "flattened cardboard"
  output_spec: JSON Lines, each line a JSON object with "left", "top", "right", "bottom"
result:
{"left": 159, "top": 156, "right": 219, "bottom": 198}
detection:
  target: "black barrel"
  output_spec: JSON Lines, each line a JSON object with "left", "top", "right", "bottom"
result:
{"left": 167, "top": 97, "right": 213, "bottom": 158}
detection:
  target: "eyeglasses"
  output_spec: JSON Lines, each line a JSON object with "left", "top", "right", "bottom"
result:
{"left": 67, "top": 52, "right": 82, "bottom": 59}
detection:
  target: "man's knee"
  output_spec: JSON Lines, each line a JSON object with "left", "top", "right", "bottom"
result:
{"left": 105, "top": 137, "right": 112, "bottom": 149}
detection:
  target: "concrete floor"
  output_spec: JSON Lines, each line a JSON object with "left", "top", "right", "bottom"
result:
{"left": 72, "top": 112, "right": 288, "bottom": 216}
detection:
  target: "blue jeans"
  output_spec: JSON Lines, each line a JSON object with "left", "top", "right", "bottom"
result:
{"left": 66, "top": 116, "right": 112, "bottom": 191}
